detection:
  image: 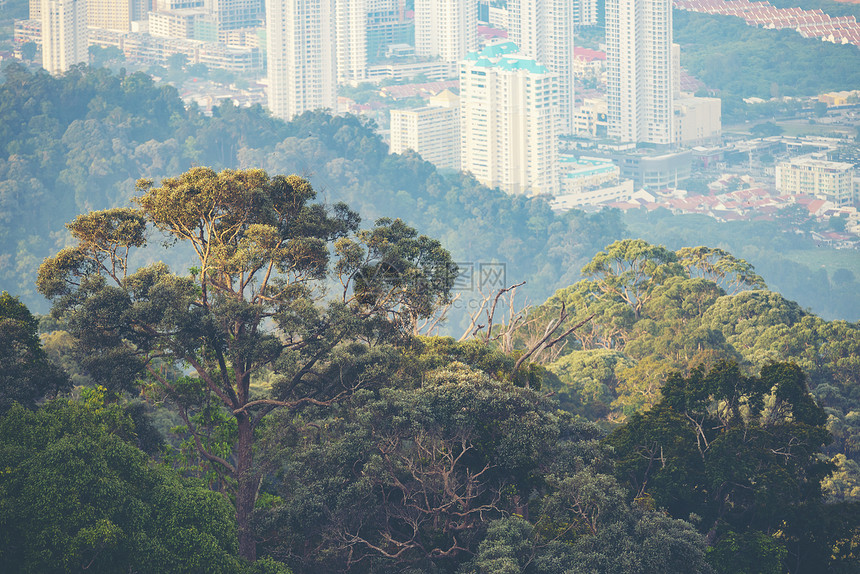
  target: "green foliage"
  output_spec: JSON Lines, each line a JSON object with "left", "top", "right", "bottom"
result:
{"left": 537, "top": 241, "right": 760, "bottom": 417}
{"left": 37, "top": 166, "right": 458, "bottom": 560}
{"left": 256, "top": 369, "right": 609, "bottom": 572}
{"left": 463, "top": 489, "right": 713, "bottom": 574}
{"left": 402, "top": 336, "right": 544, "bottom": 388}
{"left": 0, "top": 291, "right": 70, "bottom": 413}
{"left": 749, "top": 122, "right": 784, "bottom": 138}
{"left": 606, "top": 361, "right": 853, "bottom": 573}
{"left": 706, "top": 531, "right": 786, "bottom": 574}
{"left": 546, "top": 349, "right": 634, "bottom": 420}
{"left": 623, "top": 208, "right": 860, "bottom": 323}
{"left": 675, "top": 10, "right": 860, "bottom": 120}
{"left": 0, "top": 399, "right": 246, "bottom": 573}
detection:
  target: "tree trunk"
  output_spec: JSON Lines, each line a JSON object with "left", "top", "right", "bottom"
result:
{"left": 236, "top": 414, "right": 259, "bottom": 561}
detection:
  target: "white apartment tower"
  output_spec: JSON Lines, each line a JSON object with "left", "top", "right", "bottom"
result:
{"left": 508, "top": 0, "right": 575, "bottom": 134}
{"left": 41, "top": 0, "right": 87, "bottom": 74}
{"left": 574, "top": 0, "right": 598, "bottom": 26}
{"left": 336, "top": 0, "right": 368, "bottom": 83}
{"left": 606, "top": 0, "right": 674, "bottom": 145}
{"left": 266, "top": 0, "right": 337, "bottom": 120}
{"left": 415, "top": 0, "right": 478, "bottom": 62}
{"left": 460, "top": 42, "right": 559, "bottom": 196}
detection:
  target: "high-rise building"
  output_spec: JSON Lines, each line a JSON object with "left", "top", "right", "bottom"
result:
{"left": 210, "top": 0, "right": 262, "bottom": 30}
{"left": 366, "top": 0, "right": 410, "bottom": 63}
{"left": 266, "top": 0, "right": 337, "bottom": 120}
{"left": 508, "top": 0, "right": 575, "bottom": 134}
{"left": 87, "top": 0, "right": 143, "bottom": 31}
{"left": 459, "top": 41, "right": 559, "bottom": 196}
{"left": 414, "top": 0, "right": 477, "bottom": 63}
{"left": 336, "top": 0, "right": 368, "bottom": 83}
{"left": 605, "top": 0, "right": 673, "bottom": 144}
{"left": 41, "top": 0, "right": 87, "bottom": 74}
{"left": 573, "top": 0, "right": 598, "bottom": 27}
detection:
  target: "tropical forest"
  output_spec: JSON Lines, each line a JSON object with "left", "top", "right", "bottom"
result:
{"left": 0, "top": 56, "right": 858, "bottom": 574}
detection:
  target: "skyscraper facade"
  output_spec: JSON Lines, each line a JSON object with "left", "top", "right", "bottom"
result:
{"left": 414, "top": 0, "right": 477, "bottom": 63}
{"left": 336, "top": 0, "right": 368, "bottom": 83}
{"left": 266, "top": 0, "right": 337, "bottom": 120}
{"left": 508, "top": 0, "right": 574, "bottom": 134}
{"left": 87, "top": 0, "right": 136, "bottom": 31}
{"left": 573, "top": 0, "right": 598, "bottom": 27}
{"left": 605, "top": 0, "right": 674, "bottom": 144}
{"left": 210, "top": 0, "right": 262, "bottom": 30}
{"left": 366, "top": 0, "right": 409, "bottom": 63}
{"left": 459, "top": 42, "right": 559, "bottom": 196}
{"left": 41, "top": 0, "right": 87, "bottom": 74}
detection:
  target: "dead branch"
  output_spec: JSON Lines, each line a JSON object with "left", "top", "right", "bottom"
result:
{"left": 514, "top": 306, "right": 595, "bottom": 371}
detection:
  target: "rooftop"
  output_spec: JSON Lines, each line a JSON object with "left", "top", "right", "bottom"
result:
{"left": 465, "top": 42, "right": 549, "bottom": 74}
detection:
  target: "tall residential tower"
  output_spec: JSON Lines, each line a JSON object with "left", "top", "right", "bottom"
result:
{"left": 266, "top": 0, "right": 337, "bottom": 120}
{"left": 605, "top": 0, "right": 673, "bottom": 144}
{"left": 414, "top": 0, "right": 478, "bottom": 63}
{"left": 459, "top": 41, "right": 559, "bottom": 196}
{"left": 41, "top": 0, "right": 87, "bottom": 74}
{"left": 508, "top": 0, "right": 575, "bottom": 133}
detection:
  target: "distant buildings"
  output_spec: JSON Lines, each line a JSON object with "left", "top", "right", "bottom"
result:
{"left": 390, "top": 89, "right": 460, "bottom": 170}
{"left": 414, "top": 0, "right": 478, "bottom": 63}
{"left": 573, "top": 0, "right": 599, "bottom": 27}
{"left": 87, "top": 0, "right": 143, "bottom": 32}
{"left": 573, "top": 97, "right": 607, "bottom": 138}
{"left": 336, "top": 0, "right": 369, "bottom": 84}
{"left": 674, "top": 95, "right": 721, "bottom": 146}
{"left": 366, "top": 0, "right": 411, "bottom": 63}
{"left": 508, "top": 0, "right": 575, "bottom": 133}
{"left": 459, "top": 41, "right": 559, "bottom": 196}
{"left": 776, "top": 156, "right": 855, "bottom": 207}
{"left": 606, "top": 0, "right": 674, "bottom": 144}
{"left": 40, "top": 0, "right": 87, "bottom": 74}
{"left": 209, "top": 0, "right": 261, "bottom": 31}
{"left": 266, "top": 0, "right": 337, "bottom": 120}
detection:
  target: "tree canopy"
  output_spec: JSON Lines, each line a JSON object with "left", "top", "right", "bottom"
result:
{"left": 36, "top": 167, "right": 456, "bottom": 560}
{"left": 0, "top": 290, "right": 70, "bottom": 413}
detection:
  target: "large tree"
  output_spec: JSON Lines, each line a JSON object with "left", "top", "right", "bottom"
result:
{"left": 36, "top": 167, "right": 456, "bottom": 560}
{"left": 0, "top": 291, "right": 70, "bottom": 413}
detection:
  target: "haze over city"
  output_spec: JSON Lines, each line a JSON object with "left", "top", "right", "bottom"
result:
{"left": 0, "top": 0, "right": 858, "bottom": 570}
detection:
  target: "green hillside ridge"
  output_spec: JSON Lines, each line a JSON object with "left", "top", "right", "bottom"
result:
{"left": 0, "top": 64, "right": 857, "bottom": 328}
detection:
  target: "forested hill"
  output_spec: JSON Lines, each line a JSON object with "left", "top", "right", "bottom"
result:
{"left": 0, "top": 63, "right": 621, "bottom": 325}
{"left": 674, "top": 9, "right": 860, "bottom": 120}
{"left": 0, "top": 63, "right": 857, "bottom": 325}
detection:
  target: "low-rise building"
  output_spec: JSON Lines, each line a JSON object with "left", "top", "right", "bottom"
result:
{"left": 87, "top": 28, "right": 262, "bottom": 71}
{"left": 552, "top": 155, "right": 633, "bottom": 207}
{"left": 776, "top": 156, "right": 855, "bottom": 207}
{"left": 572, "top": 97, "right": 607, "bottom": 137}
{"left": 389, "top": 89, "right": 460, "bottom": 170}
{"left": 13, "top": 19, "right": 42, "bottom": 44}
{"left": 674, "top": 95, "right": 721, "bottom": 146}
{"left": 367, "top": 59, "right": 458, "bottom": 83}
{"left": 148, "top": 9, "right": 212, "bottom": 40}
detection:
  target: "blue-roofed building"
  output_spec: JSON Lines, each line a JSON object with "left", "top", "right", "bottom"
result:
{"left": 459, "top": 41, "right": 560, "bottom": 196}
